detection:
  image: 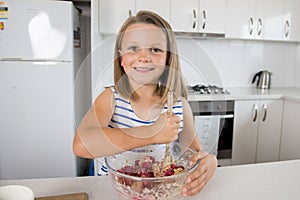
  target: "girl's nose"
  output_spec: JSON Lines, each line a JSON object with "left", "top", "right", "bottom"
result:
{"left": 138, "top": 49, "right": 151, "bottom": 62}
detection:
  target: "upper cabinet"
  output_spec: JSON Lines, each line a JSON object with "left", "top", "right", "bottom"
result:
{"left": 170, "top": 0, "right": 198, "bottom": 32}
{"left": 98, "top": 0, "right": 300, "bottom": 42}
{"left": 226, "top": 0, "right": 300, "bottom": 42}
{"left": 256, "top": 0, "right": 284, "bottom": 40}
{"left": 136, "top": 0, "right": 171, "bottom": 23}
{"left": 282, "top": 0, "right": 300, "bottom": 42}
{"left": 170, "top": 0, "right": 226, "bottom": 34}
{"left": 226, "top": 0, "right": 284, "bottom": 40}
{"left": 99, "top": 0, "right": 135, "bottom": 34}
{"left": 98, "top": 0, "right": 170, "bottom": 34}
{"left": 199, "top": 0, "right": 226, "bottom": 34}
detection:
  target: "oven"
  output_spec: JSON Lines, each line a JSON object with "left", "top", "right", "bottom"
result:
{"left": 188, "top": 100, "right": 234, "bottom": 166}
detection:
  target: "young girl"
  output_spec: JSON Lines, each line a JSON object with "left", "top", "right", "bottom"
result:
{"left": 73, "top": 10, "right": 217, "bottom": 197}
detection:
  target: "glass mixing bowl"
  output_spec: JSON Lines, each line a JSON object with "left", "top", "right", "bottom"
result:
{"left": 105, "top": 142, "right": 200, "bottom": 200}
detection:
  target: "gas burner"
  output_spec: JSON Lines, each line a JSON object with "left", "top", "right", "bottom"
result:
{"left": 189, "top": 84, "right": 230, "bottom": 95}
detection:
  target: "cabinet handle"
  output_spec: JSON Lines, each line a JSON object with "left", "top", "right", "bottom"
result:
{"left": 262, "top": 104, "right": 267, "bottom": 122}
{"left": 202, "top": 10, "right": 206, "bottom": 29}
{"left": 129, "top": 10, "right": 132, "bottom": 17}
{"left": 249, "top": 17, "right": 254, "bottom": 35}
{"left": 257, "top": 18, "right": 263, "bottom": 36}
{"left": 252, "top": 104, "right": 258, "bottom": 122}
{"left": 192, "top": 9, "right": 197, "bottom": 29}
{"left": 285, "top": 20, "right": 290, "bottom": 37}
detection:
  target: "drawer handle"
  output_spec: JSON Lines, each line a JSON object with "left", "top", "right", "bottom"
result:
{"left": 129, "top": 10, "right": 132, "bottom": 17}
{"left": 192, "top": 9, "right": 197, "bottom": 29}
{"left": 202, "top": 10, "right": 206, "bottom": 29}
{"left": 262, "top": 104, "right": 267, "bottom": 122}
{"left": 249, "top": 17, "right": 254, "bottom": 35}
{"left": 252, "top": 104, "right": 258, "bottom": 122}
{"left": 257, "top": 18, "right": 263, "bottom": 36}
{"left": 285, "top": 20, "right": 290, "bottom": 37}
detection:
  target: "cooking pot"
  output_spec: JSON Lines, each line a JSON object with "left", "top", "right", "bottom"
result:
{"left": 252, "top": 70, "right": 272, "bottom": 89}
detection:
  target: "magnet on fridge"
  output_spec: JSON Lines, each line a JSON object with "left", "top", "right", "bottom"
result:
{"left": 0, "top": 21, "right": 4, "bottom": 30}
{"left": 0, "top": 6, "right": 8, "bottom": 20}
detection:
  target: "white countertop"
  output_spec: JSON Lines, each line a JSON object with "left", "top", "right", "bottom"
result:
{"left": 1, "top": 159, "right": 299, "bottom": 200}
{"left": 188, "top": 87, "right": 300, "bottom": 103}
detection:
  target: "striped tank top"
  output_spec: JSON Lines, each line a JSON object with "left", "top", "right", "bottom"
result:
{"left": 108, "top": 87, "right": 184, "bottom": 132}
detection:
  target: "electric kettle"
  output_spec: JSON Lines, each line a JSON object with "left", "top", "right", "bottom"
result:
{"left": 252, "top": 70, "right": 272, "bottom": 89}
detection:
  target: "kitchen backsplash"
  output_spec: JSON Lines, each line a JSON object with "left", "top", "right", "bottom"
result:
{"left": 91, "top": 37, "right": 299, "bottom": 98}
{"left": 176, "top": 38, "right": 298, "bottom": 88}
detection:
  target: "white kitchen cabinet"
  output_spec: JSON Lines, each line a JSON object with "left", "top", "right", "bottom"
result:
{"left": 170, "top": 0, "right": 198, "bottom": 32}
{"left": 226, "top": 0, "right": 284, "bottom": 41}
{"left": 170, "top": 0, "right": 226, "bottom": 34}
{"left": 280, "top": 100, "right": 300, "bottom": 160}
{"left": 226, "top": 0, "right": 255, "bottom": 39}
{"left": 199, "top": 0, "right": 226, "bottom": 34}
{"left": 232, "top": 99, "right": 283, "bottom": 165}
{"left": 99, "top": 0, "right": 135, "bottom": 34}
{"left": 98, "top": 0, "right": 170, "bottom": 34}
{"left": 282, "top": 0, "right": 300, "bottom": 42}
{"left": 136, "top": 0, "right": 171, "bottom": 23}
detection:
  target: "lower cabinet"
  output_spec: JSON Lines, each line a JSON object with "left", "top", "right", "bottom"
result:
{"left": 232, "top": 99, "right": 283, "bottom": 165}
{"left": 280, "top": 100, "right": 300, "bottom": 160}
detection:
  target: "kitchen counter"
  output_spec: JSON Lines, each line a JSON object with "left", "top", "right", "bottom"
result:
{"left": 188, "top": 87, "right": 300, "bottom": 103}
{"left": 1, "top": 159, "right": 299, "bottom": 200}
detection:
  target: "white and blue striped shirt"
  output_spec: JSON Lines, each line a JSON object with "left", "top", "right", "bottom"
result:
{"left": 108, "top": 87, "right": 184, "bottom": 132}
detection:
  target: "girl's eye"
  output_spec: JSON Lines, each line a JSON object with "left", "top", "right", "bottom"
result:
{"left": 151, "top": 48, "right": 162, "bottom": 53}
{"left": 128, "top": 46, "right": 139, "bottom": 52}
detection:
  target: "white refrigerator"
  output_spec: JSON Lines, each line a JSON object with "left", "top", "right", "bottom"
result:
{"left": 0, "top": 0, "right": 91, "bottom": 179}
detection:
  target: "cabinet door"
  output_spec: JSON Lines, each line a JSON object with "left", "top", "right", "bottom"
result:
{"left": 199, "top": 0, "right": 226, "bottom": 34}
{"left": 226, "top": 0, "right": 256, "bottom": 39}
{"left": 280, "top": 101, "right": 300, "bottom": 160}
{"left": 99, "top": 0, "right": 135, "bottom": 34}
{"left": 136, "top": 0, "right": 171, "bottom": 23}
{"left": 170, "top": 0, "right": 198, "bottom": 32}
{"left": 282, "top": 0, "right": 300, "bottom": 42}
{"left": 256, "top": 0, "right": 284, "bottom": 40}
{"left": 256, "top": 100, "right": 283, "bottom": 163}
{"left": 232, "top": 100, "right": 259, "bottom": 165}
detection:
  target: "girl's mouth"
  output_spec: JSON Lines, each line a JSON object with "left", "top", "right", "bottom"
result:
{"left": 134, "top": 67, "right": 154, "bottom": 72}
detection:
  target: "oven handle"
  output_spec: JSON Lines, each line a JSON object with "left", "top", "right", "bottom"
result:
{"left": 219, "top": 114, "right": 234, "bottom": 119}
{"left": 195, "top": 114, "right": 234, "bottom": 119}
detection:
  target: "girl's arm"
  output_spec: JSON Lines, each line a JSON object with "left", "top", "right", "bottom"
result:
{"left": 180, "top": 98, "right": 202, "bottom": 151}
{"left": 73, "top": 88, "right": 180, "bottom": 158}
{"left": 180, "top": 98, "right": 218, "bottom": 196}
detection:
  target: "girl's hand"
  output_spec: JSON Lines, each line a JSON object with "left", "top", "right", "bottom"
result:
{"left": 150, "top": 112, "right": 181, "bottom": 144}
{"left": 182, "top": 153, "right": 218, "bottom": 197}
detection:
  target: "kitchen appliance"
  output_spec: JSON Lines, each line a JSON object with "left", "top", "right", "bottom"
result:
{"left": 252, "top": 70, "right": 272, "bottom": 89}
{"left": 0, "top": 0, "right": 90, "bottom": 179}
{"left": 188, "top": 95, "right": 234, "bottom": 166}
{"left": 189, "top": 84, "right": 230, "bottom": 95}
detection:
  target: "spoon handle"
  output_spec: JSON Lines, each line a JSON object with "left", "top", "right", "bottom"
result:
{"left": 167, "top": 90, "right": 173, "bottom": 116}
{"left": 165, "top": 91, "right": 173, "bottom": 164}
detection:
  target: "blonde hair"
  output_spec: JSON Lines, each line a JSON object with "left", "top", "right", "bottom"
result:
{"left": 114, "top": 10, "right": 187, "bottom": 105}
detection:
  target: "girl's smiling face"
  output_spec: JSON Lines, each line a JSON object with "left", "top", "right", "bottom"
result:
{"left": 120, "top": 23, "right": 168, "bottom": 87}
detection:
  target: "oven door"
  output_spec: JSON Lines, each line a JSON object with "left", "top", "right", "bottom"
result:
{"left": 194, "top": 114, "right": 233, "bottom": 166}
{"left": 194, "top": 115, "right": 221, "bottom": 156}
{"left": 189, "top": 100, "right": 234, "bottom": 166}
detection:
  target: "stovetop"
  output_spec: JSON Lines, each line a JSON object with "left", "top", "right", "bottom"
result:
{"left": 188, "top": 84, "right": 230, "bottom": 95}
